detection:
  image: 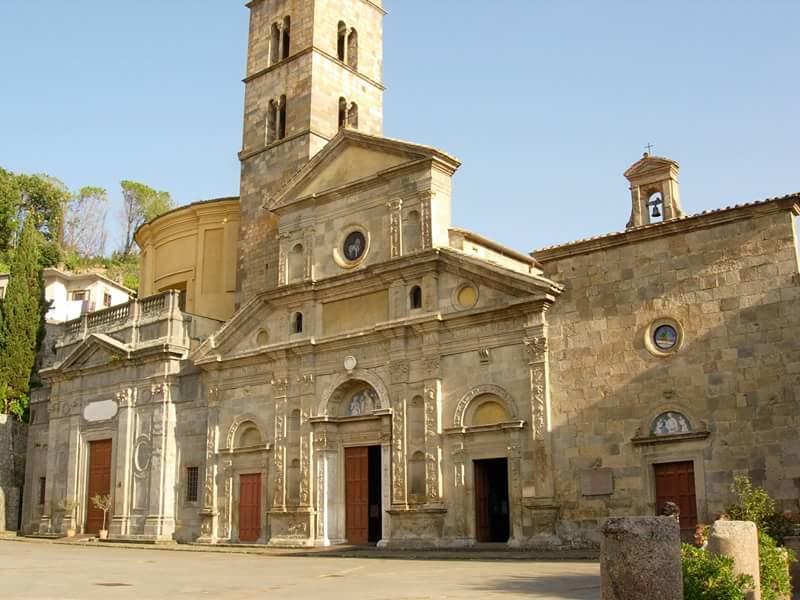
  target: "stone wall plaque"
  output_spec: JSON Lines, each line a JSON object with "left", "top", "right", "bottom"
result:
{"left": 82, "top": 399, "right": 118, "bottom": 423}
{"left": 581, "top": 467, "right": 614, "bottom": 496}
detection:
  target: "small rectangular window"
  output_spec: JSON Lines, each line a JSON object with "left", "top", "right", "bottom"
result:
{"left": 71, "top": 290, "right": 88, "bottom": 302}
{"left": 38, "top": 477, "right": 46, "bottom": 505}
{"left": 103, "top": 292, "right": 112, "bottom": 308}
{"left": 186, "top": 466, "right": 199, "bottom": 503}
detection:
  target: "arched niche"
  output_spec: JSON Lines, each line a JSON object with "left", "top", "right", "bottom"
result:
{"left": 453, "top": 384, "right": 518, "bottom": 428}
{"left": 226, "top": 414, "right": 269, "bottom": 450}
{"left": 317, "top": 370, "right": 391, "bottom": 417}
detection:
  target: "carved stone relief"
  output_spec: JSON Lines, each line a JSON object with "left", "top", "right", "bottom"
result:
{"left": 392, "top": 398, "right": 406, "bottom": 505}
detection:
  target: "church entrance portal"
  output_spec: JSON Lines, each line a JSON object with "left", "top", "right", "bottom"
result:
{"left": 654, "top": 461, "right": 697, "bottom": 541}
{"left": 345, "top": 446, "right": 382, "bottom": 544}
{"left": 238, "top": 473, "right": 262, "bottom": 542}
{"left": 474, "top": 458, "right": 510, "bottom": 543}
{"left": 85, "top": 439, "right": 112, "bottom": 534}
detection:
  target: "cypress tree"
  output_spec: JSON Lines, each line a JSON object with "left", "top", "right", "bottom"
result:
{"left": 0, "top": 217, "right": 42, "bottom": 415}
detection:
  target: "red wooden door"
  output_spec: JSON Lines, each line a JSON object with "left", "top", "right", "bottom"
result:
{"left": 474, "top": 460, "right": 491, "bottom": 543}
{"left": 239, "top": 473, "right": 261, "bottom": 542}
{"left": 86, "top": 439, "right": 112, "bottom": 534}
{"left": 654, "top": 461, "right": 698, "bottom": 538}
{"left": 345, "top": 447, "right": 369, "bottom": 544}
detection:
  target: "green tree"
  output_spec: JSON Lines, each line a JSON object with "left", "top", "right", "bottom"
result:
{"left": 118, "top": 180, "right": 172, "bottom": 257}
{"left": 0, "top": 167, "right": 21, "bottom": 252}
{"left": 0, "top": 218, "right": 43, "bottom": 416}
{"left": 16, "top": 173, "right": 69, "bottom": 242}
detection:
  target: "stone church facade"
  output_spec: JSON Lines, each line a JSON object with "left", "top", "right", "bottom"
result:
{"left": 21, "top": 0, "right": 800, "bottom": 548}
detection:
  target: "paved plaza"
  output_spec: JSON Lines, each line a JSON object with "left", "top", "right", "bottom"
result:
{"left": 0, "top": 540, "right": 600, "bottom": 600}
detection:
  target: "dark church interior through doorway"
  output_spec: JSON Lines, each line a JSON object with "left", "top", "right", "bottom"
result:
{"left": 474, "top": 458, "right": 510, "bottom": 543}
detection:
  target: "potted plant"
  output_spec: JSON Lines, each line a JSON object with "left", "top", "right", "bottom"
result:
{"left": 60, "top": 499, "right": 77, "bottom": 537}
{"left": 90, "top": 494, "right": 113, "bottom": 540}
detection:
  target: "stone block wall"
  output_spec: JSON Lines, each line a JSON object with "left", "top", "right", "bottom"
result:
{"left": 0, "top": 415, "right": 27, "bottom": 531}
{"left": 536, "top": 201, "right": 800, "bottom": 544}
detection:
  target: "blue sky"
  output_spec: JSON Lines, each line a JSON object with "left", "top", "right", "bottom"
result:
{"left": 1, "top": 1, "right": 798, "bottom": 255}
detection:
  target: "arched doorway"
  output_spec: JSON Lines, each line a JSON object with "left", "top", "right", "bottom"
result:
{"left": 311, "top": 376, "right": 392, "bottom": 546}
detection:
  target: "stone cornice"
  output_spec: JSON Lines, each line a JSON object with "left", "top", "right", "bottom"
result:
{"left": 533, "top": 193, "right": 800, "bottom": 263}
{"left": 242, "top": 46, "right": 385, "bottom": 92}
{"left": 195, "top": 296, "right": 552, "bottom": 369}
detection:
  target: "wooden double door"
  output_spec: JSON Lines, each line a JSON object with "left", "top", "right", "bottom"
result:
{"left": 239, "top": 473, "right": 262, "bottom": 543}
{"left": 654, "top": 461, "right": 698, "bottom": 540}
{"left": 86, "top": 439, "right": 113, "bottom": 534}
{"left": 345, "top": 446, "right": 382, "bottom": 544}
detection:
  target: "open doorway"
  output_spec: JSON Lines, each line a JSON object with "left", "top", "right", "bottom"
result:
{"left": 474, "top": 458, "right": 510, "bottom": 543}
{"left": 345, "top": 445, "right": 382, "bottom": 544}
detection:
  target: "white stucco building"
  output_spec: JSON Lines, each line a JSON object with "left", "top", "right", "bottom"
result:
{"left": 0, "top": 268, "right": 133, "bottom": 323}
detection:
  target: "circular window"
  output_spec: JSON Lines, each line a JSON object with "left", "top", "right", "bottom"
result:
{"left": 653, "top": 325, "right": 678, "bottom": 351}
{"left": 645, "top": 318, "right": 683, "bottom": 356}
{"left": 343, "top": 231, "right": 366, "bottom": 262}
{"left": 455, "top": 284, "right": 479, "bottom": 309}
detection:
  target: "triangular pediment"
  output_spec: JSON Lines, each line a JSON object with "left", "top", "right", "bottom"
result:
{"left": 624, "top": 155, "right": 679, "bottom": 179}
{"left": 191, "top": 295, "right": 267, "bottom": 365}
{"left": 266, "top": 130, "right": 460, "bottom": 211}
{"left": 58, "top": 334, "right": 130, "bottom": 373}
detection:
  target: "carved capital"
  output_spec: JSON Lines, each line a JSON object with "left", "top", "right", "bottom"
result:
{"left": 115, "top": 388, "right": 133, "bottom": 408}
{"left": 524, "top": 337, "right": 548, "bottom": 363}
{"left": 271, "top": 377, "right": 290, "bottom": 398}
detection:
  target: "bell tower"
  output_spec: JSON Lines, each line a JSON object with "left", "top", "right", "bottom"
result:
{"left": 624, "top": 152, "right": 685, "bottom": 229}
{"left": 237, "top": 0, "right": 385, "bottom": 302}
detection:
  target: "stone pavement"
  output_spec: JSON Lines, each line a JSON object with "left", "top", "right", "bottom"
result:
{"left": 0, "top": 538, "right": 600, "bottom": 599}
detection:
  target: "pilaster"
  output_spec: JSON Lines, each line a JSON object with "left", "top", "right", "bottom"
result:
{"left": 109, "top": 388, "right": 135, "bottom": 536}
{"left": 197, "top": 385, "right": 221, "bottom": 543}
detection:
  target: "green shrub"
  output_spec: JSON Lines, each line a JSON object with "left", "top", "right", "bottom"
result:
{"left": 758, "top": 532, "right": 794, "bottom": 600}
{"left": 725, "top": 475, "right": 796, "bottom": 598}
{"left": 682, "top": 543, "right": 754, "bottom": 600}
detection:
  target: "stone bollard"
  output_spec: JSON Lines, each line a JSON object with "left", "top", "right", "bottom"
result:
{"left": 708, "top": 520, "right": 761, "bottom": 600}
{"left": 601, "top": 517, "right": 683, "bottom": 600}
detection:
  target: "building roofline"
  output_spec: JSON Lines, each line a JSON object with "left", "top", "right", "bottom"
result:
{"left": 532, "top": 193, "right": 800, "bottom": 263}
{"left": 449, "top": 227, "right": 541, "bottom": 268}
{"left": 42, "top": 268, "right": 137, "bottom": 295}
{"left": 133, "top": 196, "right": 240, "bottom": 244}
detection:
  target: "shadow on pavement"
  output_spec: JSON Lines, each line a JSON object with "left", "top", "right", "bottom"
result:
{"left": 473, "top": 574, "right": 600, "bottom": 600}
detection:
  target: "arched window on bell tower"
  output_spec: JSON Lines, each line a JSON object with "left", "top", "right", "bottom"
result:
{"left": 266, "top": 99, "right": 277, "bottom": 144}
{"left": 282, "top": 16, "right": 291, "bottom": 59}
{"left": 347, "top": 28, "right": 359, "bottom": 70}
{"left": 337, "top": 21, "right": 347, "bottom": 62}
{"left": 347, "top": 102, "right": 359, "bottom": 130}
{"left": 270, "top": 23, "right": 280, "bottom": 65}
{"left": 338, "top": 97, "right": 348, "bottom": 129}
{"left": 278, "top": 94, "right": 287, "bottom": 140}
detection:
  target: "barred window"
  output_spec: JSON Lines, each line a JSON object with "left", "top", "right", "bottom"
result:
{"left": 186, "top": 467, "right": 199, "bottom": 503}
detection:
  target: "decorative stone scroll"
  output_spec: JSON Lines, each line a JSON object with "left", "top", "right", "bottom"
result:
{"left": 388, "top": 199, "right": 403, "bottom": 258}
{"left": 303, "top": 227, "right": 314, "bottom": 281}
{"left": 531, "top": 366, "right": 546, "bottom": 441}
{"left": 424, "top": 382, "right": 441, "bottom": 502}
{"left": 391, "top": 398, "right": 406, "bottom": 505}
{"left": 273, "top": 405, "right": 287, "bottom": 508}
{"left": 299, "top": 431, "right": 311, "bottom": 506}
{"left": 420, "top": 192, "right": 433, "bottom": 249}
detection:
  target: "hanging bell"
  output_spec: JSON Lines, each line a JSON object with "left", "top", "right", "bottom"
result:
{"left": 651, "top": 204, "right": 661, "bottom": 218}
